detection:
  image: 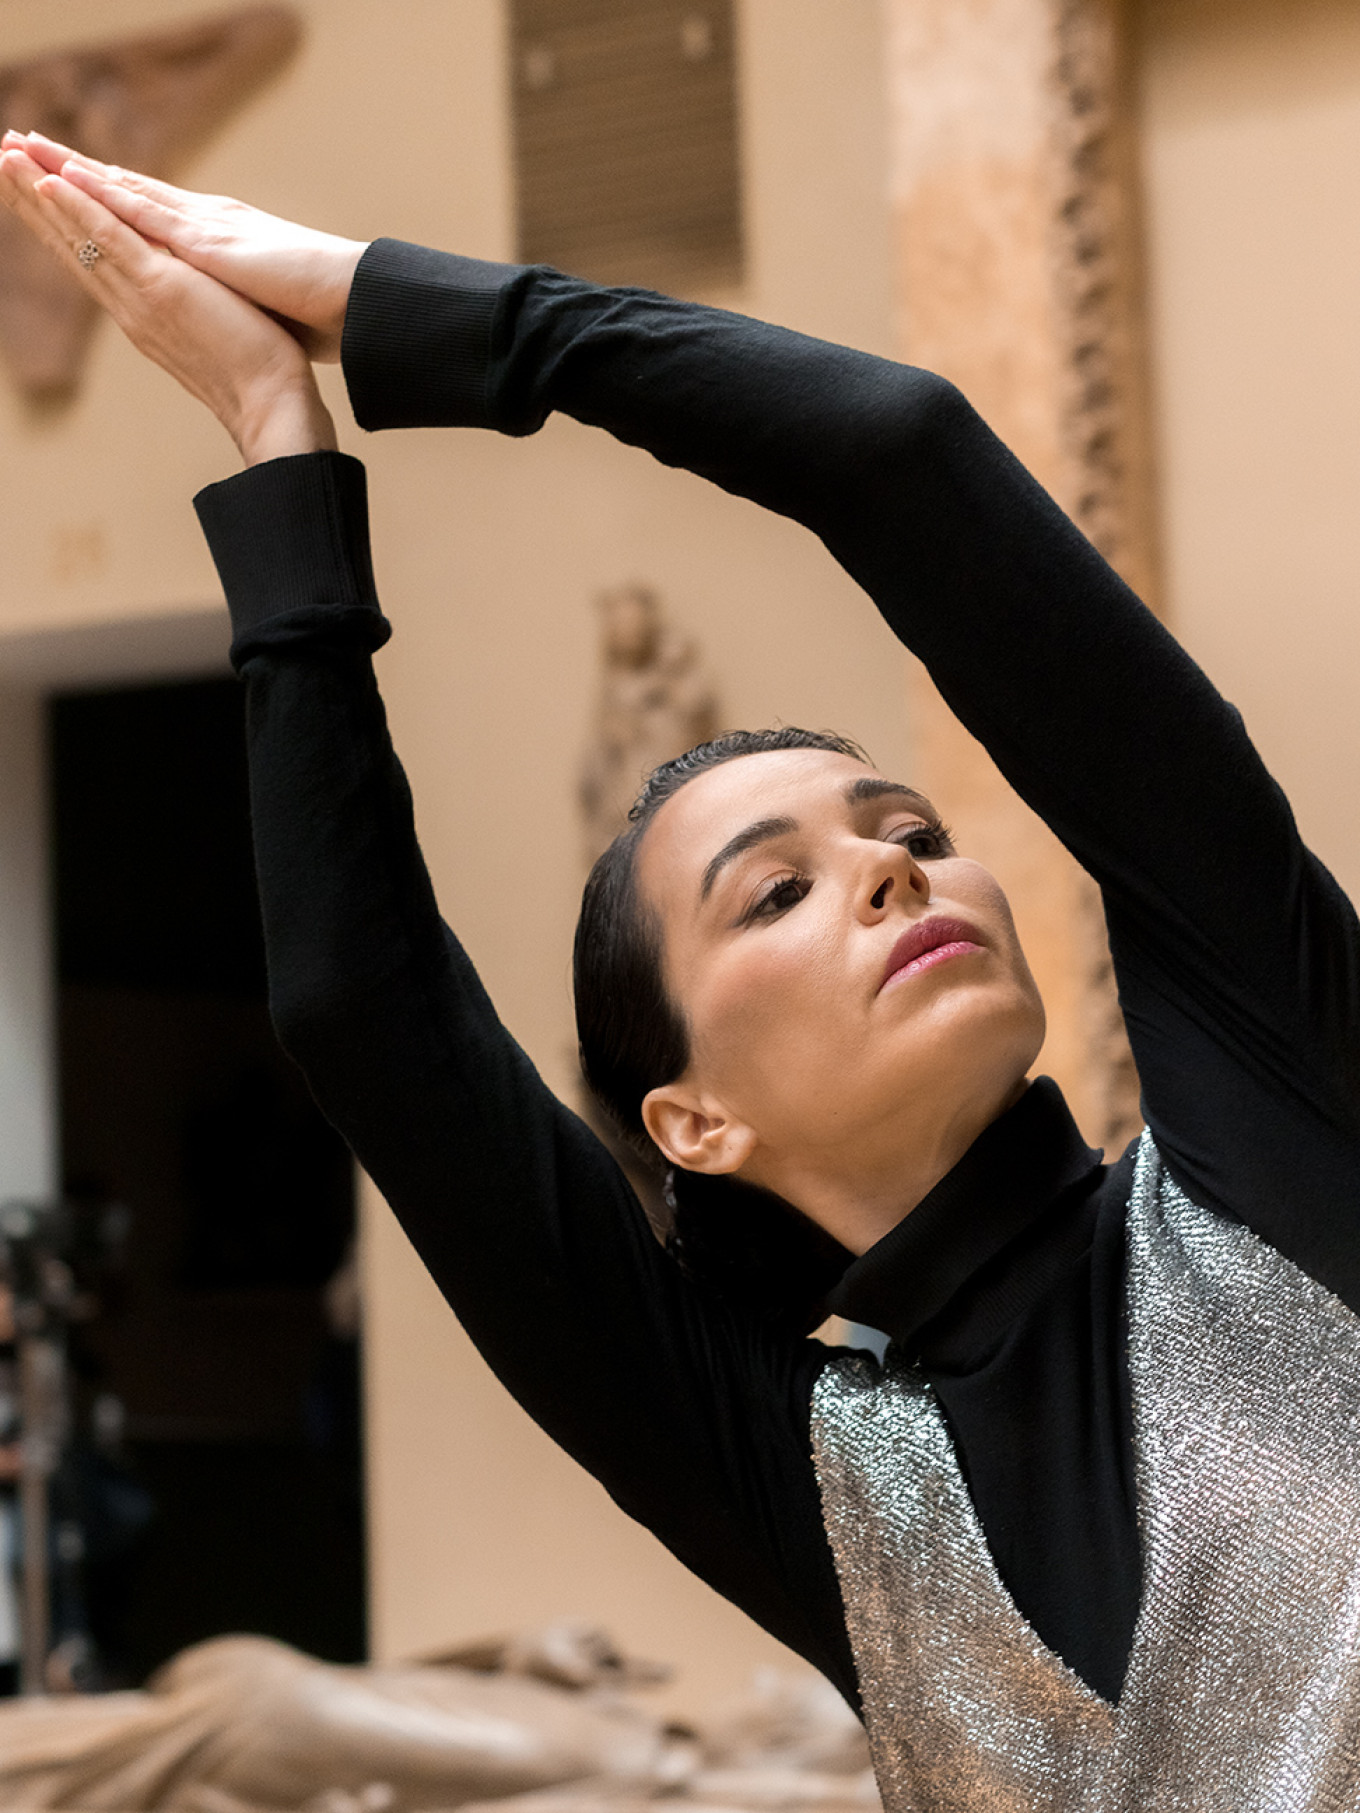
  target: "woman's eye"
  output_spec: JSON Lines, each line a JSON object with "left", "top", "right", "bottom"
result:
{"left": 891, "top": 822, "right": 955, "bottom": 860}
{"left": 747, "top": 874, "right": 810, "bottom": 921}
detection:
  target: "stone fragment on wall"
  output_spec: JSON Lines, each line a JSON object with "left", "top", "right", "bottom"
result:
{"left": 0, "top": 5, "right": 300, "bottom": 403}
{"left": 578, "top": 582, "right": 719, "bottom": 869}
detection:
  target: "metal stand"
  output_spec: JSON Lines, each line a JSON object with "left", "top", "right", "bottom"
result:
{"left": 1, "top": 1201, "right": 74, "bottom": 1696}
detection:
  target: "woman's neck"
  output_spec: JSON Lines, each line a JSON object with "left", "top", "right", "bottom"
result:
{"left": 743, "top": 1074, "right": 1033, "bottom": 1257}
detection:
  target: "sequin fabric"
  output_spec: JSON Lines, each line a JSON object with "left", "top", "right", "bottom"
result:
{"left": 812, "top": 1134, "right": 1360, "bottom": 1810}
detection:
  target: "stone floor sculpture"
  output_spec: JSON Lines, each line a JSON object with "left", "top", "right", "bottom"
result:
{"left": 0, "top": 1621, "right": 877, "bottom": 1813}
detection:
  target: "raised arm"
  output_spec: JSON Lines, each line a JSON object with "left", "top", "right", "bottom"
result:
{"left": 0, "top": 147, "right": 858, "bottom": 1693}
{"left": 197, "top": 453, "right": 853, "bottom": 1666}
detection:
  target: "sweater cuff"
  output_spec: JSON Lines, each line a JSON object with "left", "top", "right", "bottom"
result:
{"left": 342, "top": 238, "right": 531, "bottom": 432}
{"left": 194, "top": 450, "right": 390, "bottom": 669}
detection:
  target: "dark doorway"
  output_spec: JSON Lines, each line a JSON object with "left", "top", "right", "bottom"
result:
{"left": 48, "top": 675, "right": 366, "bottom": 1685}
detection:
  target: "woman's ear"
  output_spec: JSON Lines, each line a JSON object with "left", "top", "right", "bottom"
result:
{"left": 642, "top": 1083, "right": 758, "bottom": 1175}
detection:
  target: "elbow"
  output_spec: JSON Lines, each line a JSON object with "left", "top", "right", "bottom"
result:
{"left": 896, "top": 367, "right": 977, "bottom": 453}
{"left": 829, "top": 365, "right": 980, "bottom": 509}
{"left": 267, "top": 969, "right": 349, "bottom": 1077}
{"left": 846, "top": 363, "right": 978, "bottom": 471}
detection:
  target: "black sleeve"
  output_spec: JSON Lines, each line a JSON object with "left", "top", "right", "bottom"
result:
{"left": 193, "top": 450, "right": 855, "bottom": 1700}
{"left": 341, "top": 240, "right": 1360, "bottom": 1310}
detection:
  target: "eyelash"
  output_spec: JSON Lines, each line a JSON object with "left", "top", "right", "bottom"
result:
{"left": 743, "top": 821, "right": 956, "bottom": 923}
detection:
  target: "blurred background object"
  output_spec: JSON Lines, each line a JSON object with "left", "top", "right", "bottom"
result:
{"left": 511, "top": 0, "right": 742, "bottom": 293}
{"left": 578, "top": 583, "right": 717, "bottom": 869}
{"left": 0, "top": 6, "right": 300, "bottom": 403}
{"left": 0, "top": 1621, "right": 877, "bottom": 1813}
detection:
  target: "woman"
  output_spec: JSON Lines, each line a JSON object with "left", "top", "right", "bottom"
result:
{"left": 4, "top": 132, "right": 1360, "bottom": 1807}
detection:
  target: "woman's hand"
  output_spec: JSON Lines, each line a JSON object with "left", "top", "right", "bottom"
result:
{"left": 0, "top": 145, "right": 336, "bottom": 465}
{"left": 2, "top": 129, "right": 366, "bottom": 362}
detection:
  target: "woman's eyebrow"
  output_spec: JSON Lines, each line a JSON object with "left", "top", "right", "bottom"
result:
{"left": 700, "top": 815, "right": 799, "bottom": 902}
{"left": 844, "top": 777, "right": 936, "bottom": 814}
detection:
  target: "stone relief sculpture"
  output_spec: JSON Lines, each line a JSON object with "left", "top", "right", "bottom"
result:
{"left": 578, "top": 584, "right": 719, "bottom": 869}
{"left": 884, "top": 0, "right": 1154, "bottom": 1152}
{"left": 0, "top": 1621, "right": 876, "bottom": 1813}
{"left": 1045, "top": 0, "right": 1155, "bottom": 1147}
{"left": 0, "top": 6, "right": 300, "bottom": 402}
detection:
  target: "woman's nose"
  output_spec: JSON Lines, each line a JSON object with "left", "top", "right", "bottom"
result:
{"left": 863, "top": 845, "right": 930, "bottom": 917}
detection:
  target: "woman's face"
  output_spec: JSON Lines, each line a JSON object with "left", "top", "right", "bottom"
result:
{"left": 635, "top": 748, "right": 1045, "bottom": 1233}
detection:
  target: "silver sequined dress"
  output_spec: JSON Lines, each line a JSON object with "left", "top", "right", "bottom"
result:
{"left": 812, "top": 1133, "right": 1360, "bottom": 1810}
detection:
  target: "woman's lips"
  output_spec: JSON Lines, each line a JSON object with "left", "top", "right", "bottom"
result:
{"left": 880, "top": 917, "right": 985, "bottom": 991}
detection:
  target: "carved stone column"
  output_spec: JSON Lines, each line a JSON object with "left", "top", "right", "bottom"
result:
{"left": 884, "top": 0, "right": 1156, "bottom": 1148}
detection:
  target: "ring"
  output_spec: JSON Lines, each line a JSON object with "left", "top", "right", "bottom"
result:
{"left": 75, "top": 239, "right": 101, "bottom": 270}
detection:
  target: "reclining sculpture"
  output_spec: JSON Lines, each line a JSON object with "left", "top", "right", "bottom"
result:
{"left": 0, "top": 1621, "right": 876, "bottom": 1813}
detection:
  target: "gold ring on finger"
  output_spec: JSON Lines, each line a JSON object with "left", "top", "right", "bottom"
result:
{"left": 75, "top": 239, "right": 102, "bottom": 270}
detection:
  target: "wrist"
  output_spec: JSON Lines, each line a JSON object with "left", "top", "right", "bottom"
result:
{"left": 235, "top": 381, "right": 337, "bottom": 466}
{"left": 311, "top": 236, "right": 368, "bottom": 362}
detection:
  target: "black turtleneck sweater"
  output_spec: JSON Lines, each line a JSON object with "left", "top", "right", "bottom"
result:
{"left": 195, "top": 242, "right": 1360, "bottom": 1712}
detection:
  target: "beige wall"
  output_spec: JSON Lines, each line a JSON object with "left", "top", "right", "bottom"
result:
{"left": 1138, "top": 0, "right": 1360, "bottom": 900}
{"left": 0, "top": 0, "right": 899, "bottom": 1713}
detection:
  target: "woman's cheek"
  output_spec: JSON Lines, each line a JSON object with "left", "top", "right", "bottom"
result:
{"left": 693, "top": 919, "right": 832, "bottom": 1069}
{"left": 953, "top": 857, "right": 1017, "bottom": 928}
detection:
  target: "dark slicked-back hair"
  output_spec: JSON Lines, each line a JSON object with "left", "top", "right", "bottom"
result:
{"left": 573, "top": 727, "right": 869, "bottom": 1161}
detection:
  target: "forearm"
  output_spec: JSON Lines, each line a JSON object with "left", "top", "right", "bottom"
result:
{"left": 195, "top": 453, "right": 559, "bottom": 1219}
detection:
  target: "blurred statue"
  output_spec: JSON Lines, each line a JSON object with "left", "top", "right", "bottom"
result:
{"left": 0, "top": 6, "right": 300, "bottom": 401}
{"left": 578, "top": 584, "right": 718, "bottom": 868}
{"left": 0, "top": 1622, "right": 877, "bottom": 1813}
{"left": 460, "top": 1669, "right": 877, "bottom": 1813}
{"left": 0, "top": 1623, "right": 678, "bottom": 1812}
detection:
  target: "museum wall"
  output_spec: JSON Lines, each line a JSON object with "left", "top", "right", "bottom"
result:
{"left": 0, "top": 0, "right": 901, "bottom": 1710}
{"left": 1137, "top": 0, "right": 1360, "bottom": 903}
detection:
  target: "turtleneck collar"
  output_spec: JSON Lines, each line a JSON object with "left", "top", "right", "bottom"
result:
{"left": 827, "top": 1077, "right": 1104, "bottom": 1349}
